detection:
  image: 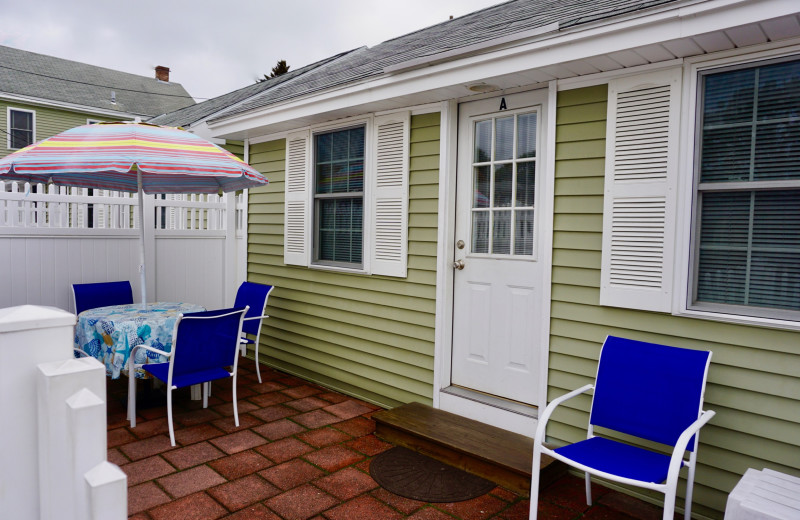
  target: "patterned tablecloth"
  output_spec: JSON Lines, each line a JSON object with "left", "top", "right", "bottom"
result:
{"left": 74, "top": 302, "right": 205, "bottom": 379}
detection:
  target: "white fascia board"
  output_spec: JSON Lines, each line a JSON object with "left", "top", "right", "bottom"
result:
{"left": 209, "top": 0, "right": 797, "bottom": 140}
{"left": 0, "top": 91, "right": 141, "bottom": 119}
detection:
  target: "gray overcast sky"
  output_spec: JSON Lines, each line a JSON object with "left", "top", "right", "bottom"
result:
{"left": 1, "top": 0, "right": 502, "bottom": 101}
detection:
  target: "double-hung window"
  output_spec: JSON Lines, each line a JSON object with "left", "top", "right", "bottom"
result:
{"left": 691, "top": 57, "right": 800, "bottom": 319}
{"left": 313, "top": 126, "right": 365, "bottom": 267}
{"left": 8, "top": 108, "right": 35, "bottom": 149}
{"left": 284, "top": 112, "right": 410, "bottom": 277}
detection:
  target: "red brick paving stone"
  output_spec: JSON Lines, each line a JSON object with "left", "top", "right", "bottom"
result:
{"left": 255, "top": 437, "right": 314, "bottom": 464}
{"left": 107, "top": 447, "right": 129, "bottom": 466}
{"left": 119, "top": 434, "right": 175, "bottom": 461}
{"left": 107, "top": 411, "right": 130, "bottom": 430}
{"left": 582, "top": 505, "right": 642, "bottom": 520}
{"left": 297, "top": 427, "right": 352, "bottom": 448}
{"left": 138, "top": 406, "right": 168, "bottom": 420}
{"left": 222, "top": 503, "right": 282, "bottom": 520}
{"left": 161, "top": 441, "right": 226, "bottom": 470}
{"left": 276, "top": 375, "right": 308, "bottom": 387}
{"left": 210, "top": 429, "right": 269, "bottom": 454}
{"left": 435, "top": 494, "right": 507, "bottom": 520}
{"left": 122, "top": 455, "right": 176, "bottom": 486}
{"left": 259, "top": 459, "right": 325, "bottom": 490}
{"left": 174, "top": 407, "right": 224, "bottom": 426}
{"left": 371, "top": 488, "right": 426, "bottom": 515}
{"left": 285, "top": 396, "right": 330, "bottom": 412}
{"left": 208, "top": 449, "right": 274, "bottom": 480}
{"left": 265, "top": 484, "right": 339, "bottom": 520}
{"left": 316, "top": 392, "right": 350, "bottom": 404}
{"left": 252, "top": 418, "right": 306, "bottom": 441}
{"left": 250, "top": 381, "right": 287, "bottom": 393}
{"left": 599, "top": 491, "right": 671, "bottom": 520}
{"left": 304, "top": 445, "right": 364, "bottom": 472}
{"left": 211, "top": 385, "right": 257, "bottom": 402}
{"left": 345, "top": 434, "right": 393, "bottom": 456}
{"left": 292, "top": 409, "right": 341, "bottom": 429}
{"left": 490, "top": 486, "right": 519, "bottom": 503}
{"left": 323, "top": 400, "right": 375, "bottom": 420}
{"left": 495, "top": 500, "right": 536, "bottom": 520}
{"left": 355, "top": 458, "right": 371, "bottom": 473}
{"left": 212, "top": 412, "right": 264, "bottom": 433}
{"left": 332, "top": 416, "right": 376, "bottom": 437}
{"left": 156, "top": 464, "right": 227, "bottom": 498}
{"left": 541, "top": 475, "right": 610, "bottom": 513}
{"left": 406, "top": 507, "right": 459, "bottom": 520}
{"left": 128, "top": 481, "right": 172, "bottom": 515}
{"left": 313, "top": 467, "right": 378, "bottom": 500}
{"left": 128, "top": 513, "right": 151, "bottom": 520}
{"left": 174, "top": 423, "right": 226, "bottom": 446}
{"left": 282, "top": 385, "right": 322, "bottom": 399}
{"left": 249, "top": 404, "right": 298, "bottom": 422}
{"left": 213, "top": 399, "right": 261, "bottom": 417}
{"left": 148, "top": 491, "right": 228, "bottom": 520}
{"left": 247, "top": 392, "right": 292, "bottom": 407}
{"left": 323, "top": 494, "right": 403, "bottom": 520}
{"left": 208, "top": 474, "right": 281, "bottom": 511}
{"left": 530, "top": 500, "right": 585, "bottom": 520}
{"left": 107, "top": 427, "right": 137, "bottom": 447}
{"left": 129, "top": 417, "right": 171, "bottom": 439}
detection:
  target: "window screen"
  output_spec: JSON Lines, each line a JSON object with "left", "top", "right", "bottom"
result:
{"left": 694, "top": 57, "right": 800, "bottom": 316}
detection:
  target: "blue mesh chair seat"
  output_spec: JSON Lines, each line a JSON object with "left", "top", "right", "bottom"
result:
{"left": 233, "top": 282, "right": 274, "bottom": 383}
{"left": 127, "top": 307, "right": 248, "bottom": 446}
{"left": 530, "top": 336, "right": 715, "bottom": 520}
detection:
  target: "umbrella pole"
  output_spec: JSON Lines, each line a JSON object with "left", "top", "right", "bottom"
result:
{"left": 137, "top": 169, "right": 147, "bottom": 310}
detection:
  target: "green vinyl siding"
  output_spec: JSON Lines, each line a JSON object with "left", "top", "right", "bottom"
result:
{"left": 246, "top": 113, "right": 440, "bottom": 408}
{"left": 550, "top": 85, "right": 800, "bottom": 519}
{"left": 0, "top": 100, "right": 128, "bottom": 160}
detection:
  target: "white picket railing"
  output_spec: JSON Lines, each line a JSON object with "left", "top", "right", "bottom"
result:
{"left": 0, "top": 181, "right": 247, "bottom": 311}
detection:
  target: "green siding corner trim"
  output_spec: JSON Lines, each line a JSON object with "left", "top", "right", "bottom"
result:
{"left": 550, "top": 86, "right": 800, "bottom": 519}
{"left": 246, "top": 113, "right": 440, "bottom": 409}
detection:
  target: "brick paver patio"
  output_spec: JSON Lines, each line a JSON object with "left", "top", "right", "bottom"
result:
{"left": 107, "top": 361, "right": 668, "bottom": 519}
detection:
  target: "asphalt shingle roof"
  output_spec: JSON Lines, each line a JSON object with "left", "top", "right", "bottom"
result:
{"left": 0, "top": 45, "right": 196, "bottom": 117}
{"left": 207, "top": 0, "right": 680, "bottom": 123}
{"left": 149, "top": 49, "right": 359, "bottom": 128}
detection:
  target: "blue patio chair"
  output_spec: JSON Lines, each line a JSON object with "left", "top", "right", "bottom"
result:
{"left": 72, "top": 280, "right": 134, "bottom": 315}
{"left": 127, "top": 306, "right": 248, "bottom": 446}
{"left": 530, "top": 336, "right": 715, "bottom": 520}
{"left": 234, "top": 282, "right": 274, "bottom": 383}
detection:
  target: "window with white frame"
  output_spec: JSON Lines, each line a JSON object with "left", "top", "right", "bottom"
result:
{"left": 284, "top": 111, "right": 411, "bottom": 277}
{"left": 8, "top": 108, "right": 35, "bottom": 149}
{"left": 690, "top": 56, "right": 800, "bottom": 319}
{"left": 313, "top": 125, "right": 365, "bottom": 267}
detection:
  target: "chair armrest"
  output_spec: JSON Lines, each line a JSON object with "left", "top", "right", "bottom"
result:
{"left": 243, "top": 315, "right": 269, "bottom": 321}
{"left": 665, "top": 410, "right": 716, "bottom": 483}
{"left": 534, "top": 383, "right": 594, "bottom": 446}
{"left": 128, "top": 344, "right": 171, "bottom": 368}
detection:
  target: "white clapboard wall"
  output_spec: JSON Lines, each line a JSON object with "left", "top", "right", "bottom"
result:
{"left": 0, "top": 182, "right": 246, "bottom": 312}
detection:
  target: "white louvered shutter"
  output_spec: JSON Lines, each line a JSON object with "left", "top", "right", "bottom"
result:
{"left": 600, "top": 68, "right": 681, "bottom": 312}
{"left": 371, "top": 112, "right": 410, "bottom": 277}
{"left": 284, "top": 129, "right": 311, "bottom": 266}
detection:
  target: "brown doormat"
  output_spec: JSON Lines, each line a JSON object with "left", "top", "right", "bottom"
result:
{"left": 370, "top": 447, "right": 496, "bottom": 502}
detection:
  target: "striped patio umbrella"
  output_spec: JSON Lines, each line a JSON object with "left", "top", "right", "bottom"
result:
{"left": 0, "top": 121, "right": 269, "bottom": 307}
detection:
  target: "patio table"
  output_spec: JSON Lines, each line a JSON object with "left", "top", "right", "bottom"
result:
{"left": 74, "top": 301, "right": 205, "bottom": 379}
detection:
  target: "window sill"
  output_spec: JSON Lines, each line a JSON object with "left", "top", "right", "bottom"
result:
{"left": 674, "top": 307, "right": 800, "bottom": 332}
{"left": 307, "top": 263, "right": 368, "bottom": 276}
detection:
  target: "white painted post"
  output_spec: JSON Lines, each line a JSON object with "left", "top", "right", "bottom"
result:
{"left": 143, "top": 190, "right": 156, "bottom": 304}
{"left": 225, "top": 192, "right": 237, "bottom": 306}
{"left": 85, "top": 462, "right": 127, "bottom": 520}
{"left": 0, "top": 305, "right": 76, "bottom": 520}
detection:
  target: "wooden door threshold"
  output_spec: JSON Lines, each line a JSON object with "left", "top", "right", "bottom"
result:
{"left": 372, "top": 401, "right": 565, "bottom": 496}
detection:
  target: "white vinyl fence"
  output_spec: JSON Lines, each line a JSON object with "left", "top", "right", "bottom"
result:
{"left": 0, "top": 181, "right": 248, "bottom": 311}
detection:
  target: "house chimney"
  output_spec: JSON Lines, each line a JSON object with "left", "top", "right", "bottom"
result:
{"left": 155, "top": 66, "right": 170, "bottom": 82}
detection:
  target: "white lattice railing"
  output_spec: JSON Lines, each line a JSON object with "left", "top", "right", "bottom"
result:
{"left": 0, "top": 181, "right": 245, "bottom": 233}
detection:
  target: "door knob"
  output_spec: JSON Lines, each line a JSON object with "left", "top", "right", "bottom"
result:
{"left": 453, "top": 260, "right": 465, "bottom": 270}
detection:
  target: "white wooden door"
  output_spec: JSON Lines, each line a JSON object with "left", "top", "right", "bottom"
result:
{"left": 451, "top": 90, "right": 549, "bottom": 406}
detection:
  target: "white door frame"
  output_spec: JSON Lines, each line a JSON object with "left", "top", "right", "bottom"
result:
{"left": 432, "top": 81, "right": 557, "bottom": 436}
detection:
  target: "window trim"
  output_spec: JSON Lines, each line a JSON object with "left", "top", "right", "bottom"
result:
{"left": 311, "top": 123, "right": 367, "bottom": 269}
{"left": 308, "top": 116, "right": 373, "bottom": 274}
{"left": 7, "top": 107, "right": 36, "bottom": 150}
{"left": 674, "top": 45, "right": 800, "bottom": 331}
